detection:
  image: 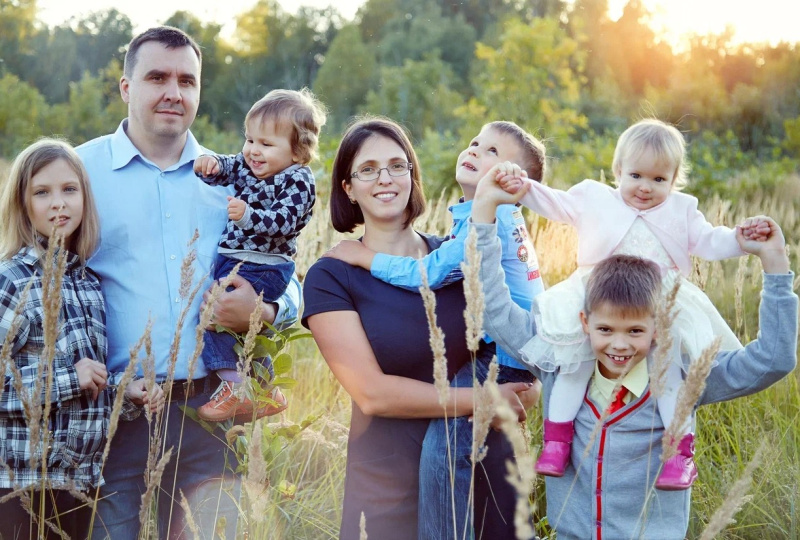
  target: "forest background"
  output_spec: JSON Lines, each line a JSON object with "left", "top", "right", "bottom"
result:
{"left": 1, "top": 0, "right": 800, "bottom": 538}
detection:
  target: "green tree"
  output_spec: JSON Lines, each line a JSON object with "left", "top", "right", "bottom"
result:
{"left": 0, "top": 73, "right": 49, "bottom": 157}
{"left": 364, "top": 54, "right": 463, "bottom": 140}
{"left": 313, "top": 25, "right": 375, "bottom": 131}
{"left": 466, "top": 17, "right": 587, "bottom": 150}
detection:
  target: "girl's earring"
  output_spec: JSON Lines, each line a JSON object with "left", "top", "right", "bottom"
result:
{"left": 349, "top": 197, "right": 357, "bottom": 205}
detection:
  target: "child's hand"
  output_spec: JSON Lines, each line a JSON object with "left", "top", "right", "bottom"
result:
{"left": 473, "top": 162, "right": 531, "bottom": 224}
{"left": 124, "top": 379, "right": 166, "bottom": 414}
{"left": 227, "top": 196, "right": 247, "bottom": 221}
{"left": 194, "top": 155, "right": 220, "bottom": 177}
{"left": 736, "top": 215, "right": 790, "bottom": 274}
{"left": 323, "top": 240, "right": 376, "bottom": 270}
{"left": 75, "top": 358, "right": 108, "bottom": 400}
{"left": 739, "top": 216, "right": 772, "bottom": 242}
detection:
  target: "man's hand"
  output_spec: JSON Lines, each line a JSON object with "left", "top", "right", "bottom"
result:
{"left": 75, "top": 358, "right": 108, "bottom": 400}
{"left": 227, "top": 197, "right": 246, "bottom": 221}
{"left": 202, "top": 274, "right": 276, "bottom": 333}
{"left": 124, "top": 379, "right": 166, "bottom": 413}
{"left": 193, "top": 155, "right": 220, "bottom": 177}
{"left": 322, "top": 240, "right": 376, "bottom": 270}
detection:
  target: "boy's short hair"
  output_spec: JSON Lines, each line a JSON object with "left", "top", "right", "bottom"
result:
{"left": 611, "top": 118, "right": 689, "bottom": 190}
{"left": 124, "top": 26, "right": 201, "bottom": 77}
{"left": 330, "top": 116, "right": 426, "bottom": 233}
{"left": 245, "top": 88, "right": 328, "bottom": 166}
{"left": 585, "top": 255, "right": 661, "bottom": 317}
{"left": 484, "top": 121, "right": 546, "bottom": 182}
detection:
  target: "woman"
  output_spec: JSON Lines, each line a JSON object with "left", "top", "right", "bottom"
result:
{"left": 302, "top": 118, "right": 533, "bottom": 539}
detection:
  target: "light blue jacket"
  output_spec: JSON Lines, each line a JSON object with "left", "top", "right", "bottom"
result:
{"left": 475, "top": 221, "right": 798, "bottom": 539}
{"left": 372, "top": 200, "right": 544, "bottom": 368}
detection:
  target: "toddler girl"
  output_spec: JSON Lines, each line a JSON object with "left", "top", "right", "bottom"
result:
{"left": 0, "top": 139, "right": 162, "bottom": 539}
{"left": 504, "top": 119, "right": 752, "bottom": 490}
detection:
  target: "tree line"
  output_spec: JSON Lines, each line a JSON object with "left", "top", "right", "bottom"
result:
{"left": 1, "top": 0, "right": 799, "bottom": 198}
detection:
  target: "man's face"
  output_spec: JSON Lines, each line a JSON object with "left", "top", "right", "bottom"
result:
{"left": 120, "top": 41, "right": 200, "bottom": 144}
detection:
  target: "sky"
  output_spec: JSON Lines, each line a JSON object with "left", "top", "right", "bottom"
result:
{"left": 35, "top": 0, "right": 797, "bottom": 48}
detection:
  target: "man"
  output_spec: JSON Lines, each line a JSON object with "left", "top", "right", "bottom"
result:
{"left": 77, "top": 27, "right": 300, "bottom": 539}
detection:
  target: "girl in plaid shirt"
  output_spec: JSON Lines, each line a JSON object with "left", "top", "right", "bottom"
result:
{"left": 0, "top": 139, "right": 163, "bottom": 539}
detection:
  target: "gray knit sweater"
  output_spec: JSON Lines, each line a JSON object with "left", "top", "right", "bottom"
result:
{"left": 474, "top": 221, "right": 798, "bottom": 540}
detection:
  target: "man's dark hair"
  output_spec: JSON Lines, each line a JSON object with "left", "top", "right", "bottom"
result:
{"left": 123, "top": 26, "right": 202, "bottom": 77}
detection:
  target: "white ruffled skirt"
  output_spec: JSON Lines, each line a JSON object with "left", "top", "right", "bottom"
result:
{"left": 520, "top": 267, "right": 743, "bottom": 374}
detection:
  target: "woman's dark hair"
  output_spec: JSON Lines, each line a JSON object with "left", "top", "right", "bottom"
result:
{"left": 330, "top": 117, "right": 426, "bottom": 233}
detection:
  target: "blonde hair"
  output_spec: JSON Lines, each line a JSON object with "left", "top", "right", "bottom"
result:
{"left": 0, "top": 138, "right": 100, "bottom": 263}
{"left": 245, "top": 88, "right": 328, "bottom": 166}
{"left": 611, "top": 118, "right": 689, "bottom": 190}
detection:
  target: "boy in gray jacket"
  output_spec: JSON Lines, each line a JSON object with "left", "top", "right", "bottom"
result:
{"left": 470, "top": 162, "right": 798, "bottom": 539}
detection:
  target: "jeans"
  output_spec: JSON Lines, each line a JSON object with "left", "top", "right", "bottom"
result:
{"left": 203, "top": 254, "right": 294, "bottom": 372}
{"left": 418, "top": 347, "right": 535, "bottom": 540}
{"left": 90, "top": 392, "right": 241, "bottom": 540}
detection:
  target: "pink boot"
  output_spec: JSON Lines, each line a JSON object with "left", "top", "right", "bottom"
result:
{"left": 656, "top": 433, "right": 698, "bottom": 490}
{"left": 535, "top": 420, "right": 574, "bottom": 477}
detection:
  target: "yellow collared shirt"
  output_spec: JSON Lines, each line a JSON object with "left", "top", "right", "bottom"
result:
{"left": 588, "top": 357, "right": 649, "bottom": 411}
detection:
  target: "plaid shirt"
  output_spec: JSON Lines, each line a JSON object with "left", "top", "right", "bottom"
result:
{"left": 196, "top": 155, "right": 316, "bottom": 257}
{"left": 0, "top": 246, "right": 111, "bottom": 490}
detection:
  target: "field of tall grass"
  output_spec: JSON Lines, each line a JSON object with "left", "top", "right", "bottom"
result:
{"left": 1, "top": 149, "right": 798, "bottom": 539}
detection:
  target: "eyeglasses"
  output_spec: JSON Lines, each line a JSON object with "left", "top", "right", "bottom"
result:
{"left": 350, "top": 162, "right": 413, "bottom": 182}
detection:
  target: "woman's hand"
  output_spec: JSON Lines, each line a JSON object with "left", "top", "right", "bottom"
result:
{"left": 493, "top": 381, "right": 535, "bottom": 427}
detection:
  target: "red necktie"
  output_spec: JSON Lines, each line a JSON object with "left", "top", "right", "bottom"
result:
{"left": 607, "top": 387, "right": 628, "bottom": 415}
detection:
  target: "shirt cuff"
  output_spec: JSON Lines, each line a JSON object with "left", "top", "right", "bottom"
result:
{"left": 273, "top": 274, "right": 301, "bottom": 326}
{"left": 233, "top": 205, "right": 253, "bottom": 229}
{"left": 371, "top": 253, "right": 393, "bottom": 281}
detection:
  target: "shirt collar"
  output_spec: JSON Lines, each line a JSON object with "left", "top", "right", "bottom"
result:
{"left": 449, "top": 198, "right": 473, "bottom": 219}
{"left": 110, "top": 119, "right": 205, "bottom": 172}
{"left": 16, "top": 243, "right": 81, "bottom": 271}
{"left": 593, "top": 356, "right": 649, "bottom": 403}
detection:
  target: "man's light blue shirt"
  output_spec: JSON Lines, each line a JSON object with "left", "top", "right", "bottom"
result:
{"left": 78, "top": 120, "right": 300, "bottom": 380}
{"left": 371, "top": 199, "right": 544, "bottom": 368}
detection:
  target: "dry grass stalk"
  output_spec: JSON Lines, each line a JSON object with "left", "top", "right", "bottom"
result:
{"left": 178, "top": 489, "right": 202, "bottom": 540}
{"left": 418, "top": 264, "right": 449, "bottom": 407}
{"left": 359, "top": 511, "right": 368, "bottom": 540}
{"left": 487, "top": 382, "right": 536, "bottom": 540}
{"left": 734, "top": 256, "right": 747, "bottom": 333}
{"left": 662, "top": 337, "right": 720, "bottom": 461}
{"left": 139, "top": 446, "right": 174, "bottom": 530}
{"left": 698, "top": 442, "right": 767, "bottom": 540}
{"left": 102, "top": 351, "right": 138, "bottom": 465}
{"left": 692, "top": 257, "right": 710, "bottom": 291}
{"left": 140, "top": 319, "right": 157, "bottom": 423}
{"left": 461, "top": 227, "right": 485, "bottom": 353}
{"left": 235, "top": 290, "right": 265, "bottom": 400}
{"left": 18, "top": 489, "right": 70, "bottom": 540}
{"left": 471, "top": 359, "right": 499, "bottom": 464}
{"left": 649, "top": 279, "right": 680, "bottom": 398}
{"left": 243, "top": 421, "right": 270, "bottom": 521}
{"left": 30, "top": 235, "right": 67, "bottom": 472}
{"left": 179, "top": 230, "right": 200, "bottom": 299}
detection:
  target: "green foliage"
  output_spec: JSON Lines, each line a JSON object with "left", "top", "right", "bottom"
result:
{"left": 0, "top": 73, "right": 48, "bottom": 156}
{"left": 313, "top": 25, "right": 375, "bottom": 131}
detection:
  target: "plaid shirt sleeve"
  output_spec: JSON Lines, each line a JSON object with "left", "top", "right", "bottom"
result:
{"left": 238, "top": 166, "right": 316, "bottom": 239}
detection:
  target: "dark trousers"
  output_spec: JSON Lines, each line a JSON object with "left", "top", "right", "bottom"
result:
{"left": 0, "top": 487, "right": 91, "bottom": 540}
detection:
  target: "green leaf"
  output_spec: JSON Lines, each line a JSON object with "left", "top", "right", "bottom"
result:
{"left": 272, "top": 353, "right": 293, "bottom": 375}
{"left": 179, "top": 405, "right": 217, "bottom": 434}
{"left": 271, "top": 376, "right": 297, "bottom": 389}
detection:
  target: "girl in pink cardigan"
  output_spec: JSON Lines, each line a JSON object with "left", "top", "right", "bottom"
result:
{"left": 507, "top": 119, "right": 762, "bottom": 490}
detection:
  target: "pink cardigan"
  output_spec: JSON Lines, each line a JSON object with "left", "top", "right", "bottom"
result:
{"left": 518, "top": 179, "right": 744, "bottom": 276}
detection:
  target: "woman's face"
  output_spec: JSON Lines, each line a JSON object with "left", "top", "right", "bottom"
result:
{"left": 342, "top": 135, "right": 413, "bottom": 227}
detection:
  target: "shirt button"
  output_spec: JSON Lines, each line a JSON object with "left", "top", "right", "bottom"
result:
{"left": 175, "top": 297, "right": 180, "bottom": 303}
{"left": 166, "top": 213, "right": 172, "bottom": 218}
{"left": 170, "top": 255, "right": 177, "bottom": 260}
